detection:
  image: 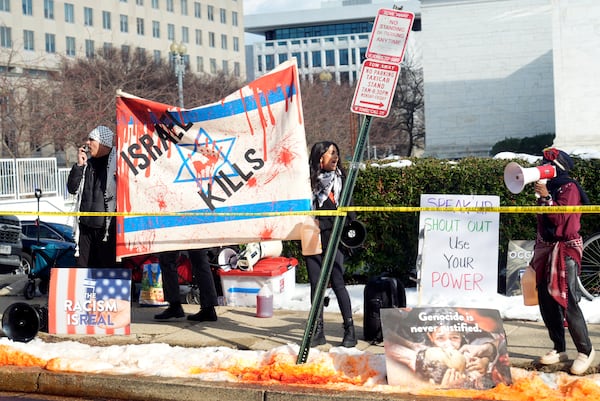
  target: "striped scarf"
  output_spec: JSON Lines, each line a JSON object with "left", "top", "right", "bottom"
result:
{"left": 532, "top": 235, "right": 583, "bottom": 308}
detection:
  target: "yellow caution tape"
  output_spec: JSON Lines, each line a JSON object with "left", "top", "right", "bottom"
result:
{"left": 341, "top": 205, "right": 600, "bottom": 214}
{"left": 1, "top": 205, "right": 599, "bottom": 217}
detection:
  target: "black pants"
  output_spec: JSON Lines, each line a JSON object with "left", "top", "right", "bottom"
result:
{"left": 537, "top": 256, "right": 593, "bottom": 355}
{"left": 158, "top": 249, "right": 218, "bottom": 308}
{"left": 76, "top": 219, "right": 116, "bottom": 268}
{"left": 305, "top": 247, "right": 353, "bottom": 322}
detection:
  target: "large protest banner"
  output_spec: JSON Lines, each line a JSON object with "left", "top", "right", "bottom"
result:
{"left": 115, "top": 60, "right": 311, "bottom": 260}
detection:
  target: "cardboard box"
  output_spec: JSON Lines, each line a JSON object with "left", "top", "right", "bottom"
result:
{"left": 219, "top": 257, "right": 297, "bottom": 308}
{"left": 48, "top": 268, "right": 132, "bottom": 335}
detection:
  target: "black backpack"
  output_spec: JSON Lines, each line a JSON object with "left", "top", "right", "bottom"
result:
{"left": 363, "top": 274, "right": 406, "bottom": 344}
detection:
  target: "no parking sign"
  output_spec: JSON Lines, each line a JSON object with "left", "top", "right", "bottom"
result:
{"left": 351, "top": 8, "right": 414, "bottom": 118}
{"left": 366, "top": 8, "right": 414, "bottom": 64}
{"left": 351, "top": 60, "right": 399, "bottom": 117}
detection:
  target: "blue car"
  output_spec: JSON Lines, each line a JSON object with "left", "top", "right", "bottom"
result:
{"left": 20, "top": 220, "right": 76, "bottom": 296}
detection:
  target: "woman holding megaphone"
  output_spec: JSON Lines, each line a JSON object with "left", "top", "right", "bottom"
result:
{"left": 528, "top": 148, "right": 595, "bottom": 375}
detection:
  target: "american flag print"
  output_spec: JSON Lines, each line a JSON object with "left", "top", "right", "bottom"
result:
{"left": 48, "top": 268, "right": 132, "bottom": 335}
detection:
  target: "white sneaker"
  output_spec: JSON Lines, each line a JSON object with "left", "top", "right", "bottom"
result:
{"left": 571, "top": 348, "right": 596, "bottom": 375}
{"left": 539, "top": 350, "right": 568, "bottom": 365}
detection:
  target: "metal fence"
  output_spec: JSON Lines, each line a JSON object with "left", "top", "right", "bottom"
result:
{"left": 0, "top": 158, "right": 74, "bottom": 201}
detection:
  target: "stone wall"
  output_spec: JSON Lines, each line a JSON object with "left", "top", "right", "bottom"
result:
{"left": 421, "top": 0, "right": 555, "bottom": 158}
{"left": 552, "top": 0, "right": 600, "bottom": 153}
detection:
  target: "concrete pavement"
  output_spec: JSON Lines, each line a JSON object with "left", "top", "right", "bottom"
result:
{"left": 0, "top": 274, "right": 598, "bottom": 400}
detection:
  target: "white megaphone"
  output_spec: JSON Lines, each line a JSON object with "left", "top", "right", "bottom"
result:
{"left": 217, "top": 247, "right": 238, "bottom": 272}
{"left": 503, "top": 161, "right": 556, "bottom": 194}
{"left": 237, "top": 240, "right": 283, "bottom": 271}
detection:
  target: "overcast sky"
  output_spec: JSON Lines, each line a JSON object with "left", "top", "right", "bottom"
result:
{"left": 243, "top": 0, "right": 322, "bottom": 15}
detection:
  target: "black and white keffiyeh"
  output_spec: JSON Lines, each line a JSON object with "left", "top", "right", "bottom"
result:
{"left": 313, "top": 169, "right": 342, "bottom": 208}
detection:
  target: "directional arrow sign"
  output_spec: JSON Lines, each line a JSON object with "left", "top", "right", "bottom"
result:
{"left": 366, "top": 8, "right": 414, "bottom": 64}
{"left": 351, "top": 60, "right": 400, "bottom": 118}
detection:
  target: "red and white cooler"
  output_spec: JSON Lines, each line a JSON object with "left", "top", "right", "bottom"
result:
{"left": 219, "top": 257, "right": 297, "bottom": 308}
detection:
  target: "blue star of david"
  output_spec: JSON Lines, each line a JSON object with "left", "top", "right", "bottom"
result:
{"left": 174, "top": 127, "right": 237, "bottom": 195}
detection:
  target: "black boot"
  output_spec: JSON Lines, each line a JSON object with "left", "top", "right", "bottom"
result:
{"left": 341, "top": 318, "right": 357, "bottom": 348}
{"left": 187, "top": 307, "right": 218, "bottom": 322}
{"left": 311, "top": 318, "right": 326, "bottom": 347}
{"left": 154, "top": 303, "right": 185, "bottom": 320}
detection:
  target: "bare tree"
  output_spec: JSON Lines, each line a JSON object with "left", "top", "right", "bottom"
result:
{"left": 4, "top": 46, "right": 423, "bottom": 161}
{"left": 298, "top": 58, "right": 424, "bottom": 159}
{"left": 52, "top": 48, "right": 244, "bottom": 153}
{"left": 0, "top": 48, "right": 64, "bottom": 158}
{"left": 300, "top": 78, "right": 358, "bottom": 158}
{"left": 370, "top": 54, "right": 424, "bottom": 157}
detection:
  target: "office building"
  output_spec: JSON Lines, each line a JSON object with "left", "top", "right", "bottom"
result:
{"left": 421, "top": 0, "right": 599, "bottom": 158}
{"left": 0, "top": 0, "right": 245, "bottom": 78}
{"left": 244, "top": 0, "right": 421, "bottom": 84}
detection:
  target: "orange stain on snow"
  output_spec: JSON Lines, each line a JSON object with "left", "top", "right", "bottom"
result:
{"left": 0, "top": 345, "right": 46, "bottom": 367}
{"left": 189, "top": 354, "right": 376, "bottom": 386}
{"left": 3, "top": 343, "right": 600, "bottom": 400}
{"left": 417, "top": 374, "right": 600, "bottom": 401}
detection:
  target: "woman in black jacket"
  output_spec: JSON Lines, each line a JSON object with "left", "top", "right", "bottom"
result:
{"left": 305, "top": 141, "right": 356, "bottom": 348}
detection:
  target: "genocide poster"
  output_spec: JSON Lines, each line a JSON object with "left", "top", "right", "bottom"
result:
{"left": 381, "top": 307, "right": 512, "bottom": 390}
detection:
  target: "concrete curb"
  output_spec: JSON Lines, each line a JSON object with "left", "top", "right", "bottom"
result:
{"left": 0, "top": 366, "right": 479, "bottom": 401}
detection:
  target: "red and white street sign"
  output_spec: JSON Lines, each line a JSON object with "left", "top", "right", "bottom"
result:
{"left": 351, "top": 60, "right": 400, "bottom": 118}
{"left": 366, "top": 8, "right": 414, "bottom": 64}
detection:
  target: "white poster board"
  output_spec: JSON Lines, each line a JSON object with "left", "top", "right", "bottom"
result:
{"left": 418, "top": 194, "right": 500, "bottom": 300}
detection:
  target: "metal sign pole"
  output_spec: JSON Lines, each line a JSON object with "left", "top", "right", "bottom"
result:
{"left": 296, "top": 115, "right": 373, "bottom": 364}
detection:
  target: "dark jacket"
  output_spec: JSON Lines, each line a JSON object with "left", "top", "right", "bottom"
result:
{"left": 536, "top": 181, "right": 582, "bottom": 242}
{"left": 67, "top": 155, "right": 109, "bottom": 229}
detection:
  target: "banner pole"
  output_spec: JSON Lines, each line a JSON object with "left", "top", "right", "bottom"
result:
{"left": 296, "top": 115, "right": 373, "bottom": 364}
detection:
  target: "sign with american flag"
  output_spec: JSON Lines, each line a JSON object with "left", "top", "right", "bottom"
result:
{"left": 48, "top": 268, "right": 132, "bottom": 335}
{"left": 115, "top": 59, "right": 311, "bottom": 260}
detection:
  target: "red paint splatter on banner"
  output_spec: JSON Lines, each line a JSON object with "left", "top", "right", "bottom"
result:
{"left": 247, "top": 176, "right": 257, "bottom": 187}
{"left": 116, "top": 93, "right": 188, "bottom": 257}
{"left": 277, "top": 146, "right": 295, "bottom": 168}
{"left": 191, "top": 137, "right": 221, "bottom": 191}
{"left": 156, "top": 191, "right": 167, "bottom": 211}
{"left": 259, "top": 226, "right": 274, "bottom": 240}
{"left": 263, "top": 133, "right": 300, "bottom": 185}
{"left": 240, "top": 88, "right": 254, "bottom": 136}
{"left": 244, "top": 64, "right": 302, "bottom": 162}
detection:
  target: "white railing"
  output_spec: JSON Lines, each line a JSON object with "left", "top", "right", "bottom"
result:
{"left": 0, "top": 158, "right": 74, "bottom": 201}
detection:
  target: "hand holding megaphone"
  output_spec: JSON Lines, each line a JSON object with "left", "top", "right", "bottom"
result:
{"left": 503, "top": 162, "right": 556, "bottom": 194}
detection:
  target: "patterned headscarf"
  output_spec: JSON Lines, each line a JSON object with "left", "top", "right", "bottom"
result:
{"left": 542, "top": 147, "right": 574, "bottom": 175}
{"left": 542, "top": 147, "right": 590, "bottom": 205}
{"left": 88, "top": 125, "right": 114, "bottom": 148}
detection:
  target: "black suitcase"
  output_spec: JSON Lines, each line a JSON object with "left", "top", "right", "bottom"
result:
{"left": 363, "top": 274, "right": 406, "bottom": 344}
